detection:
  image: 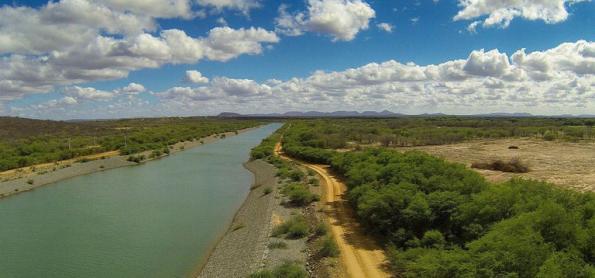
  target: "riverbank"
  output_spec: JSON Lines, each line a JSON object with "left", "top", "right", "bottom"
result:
{"left": 197, "top": 157, "right": 314, "bottom": 277}
{"left": 196, "top": 159, "right": 279, "bottom": 277}
{"left": 0, "top": 127, "right": 258, "bottom": 199}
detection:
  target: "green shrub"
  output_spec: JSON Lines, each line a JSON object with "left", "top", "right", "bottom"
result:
{"left": 319, "top": 236, "right": 339, "bottom": 257}
{"left": 421, "top": 230, "right": 446, "bottom": 248}
{"left": 543, "top": 130, "right": 556, "bottom": 141}
{"left": 263, "top": 186, "right": 273, "bottom": 195}
{"left": 249, "top": 262, "right": 307, "bottom": 278}
{"left": 282, "top": 183, "right": 319, "bottom": 206}
{"left": 268, "top": 241, "right": 288, "bottom": 249}
{"left": 272, "top": 215, "right": 309, "bottom": 239}
{"left": 314, "top": 222, "right": 328, "bottom": 236}
{"left": 288, "top": 170, "right": 305, "bottom": 182}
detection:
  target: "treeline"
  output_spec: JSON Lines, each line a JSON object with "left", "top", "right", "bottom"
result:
{"left": 0, "top": 117, "right": 262, "bottom": 171}
{"left": 279, "top": 117, "right": 595, "bottom": 150}
{"left": 278, "top": 120, "right": 595, "bottom": 277}
{"left": 250, "top": 124, "right": 288, "bottom": 160}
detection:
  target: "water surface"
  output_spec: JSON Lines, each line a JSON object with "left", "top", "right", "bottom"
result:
{"left": 0, "top": 123, "right": 281, "bottom": 278}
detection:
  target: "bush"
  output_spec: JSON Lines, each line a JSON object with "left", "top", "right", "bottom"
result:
{"left": 319, "top": 236, "right": 340, "bottom": 257}
{"left": 421, "top": 230, "right": 446, "bottom": 248}
{"left": 282, "top": 183, "right": 319, "bottom": 206}
{"left": 26, "top": 179, "right": 34, "bottom": 185}
{"left": 268, "top": 241, "right": 288, "bottom": 249}
{"left": 543, "top": 131, "right": 556, "bottom": 141}
{"left": 314, "top": 222, "right": 328, "bottom": 236}
{"left": 288, "top": 170, "right": 305, "bottom": 182}
{"left": 263, "top": 186, "right": 273, "bottom": 195}
{"left": 471, "top": 158, "right": 529, "bottom": 173}
{"left": 127, "top": 155, "right": 143, "bottom": 163}
{"left": 150, "top": 150, "right": 162, "bottom": 158}
{"left": 249, "top": 262, "right": 307, "bottom": 278}
{"left": 272, "top": 215, "right": 309, "bottom": 239}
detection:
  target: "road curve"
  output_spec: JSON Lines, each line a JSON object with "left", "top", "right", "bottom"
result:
{"left": 274, "top": 143, "right": 390, "bottom": 278}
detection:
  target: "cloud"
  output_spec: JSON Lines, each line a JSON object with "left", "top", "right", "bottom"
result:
{"left": 0, "top": 0, "right": 279, "bottom": 101}
{"left": 185, "top": 70, "right": 210, "bottom": 84}
{"left": 275, "top": 0, "right": 376, "bottom": 41}
{"left": 116, "top": 82, "right": 146, "bottom": 94}
{"left": 466, "top": 20, "right": 481, "bottom": 33}
{"left": 463, "top": 49, "right": 512, "bottom": 77}
{"left": 454, "top": 0, "right": 590, "bottom": 30}
{"left": 65, "top": 86, "right": 114, "bottom": 100}
{"left": 376, "top": 22, "right": 394, "bottom": 33}
{"left": 99, "top": 0, "right": 195, "bottom": 19}
{"left": 8, "top": 40, "right": 595, "bottom": 118}
{"left": 196, "top": 0, "right": 261, "bottom": 14}
{"left": 149, "top": 40, "right": 595, "bottom": 115}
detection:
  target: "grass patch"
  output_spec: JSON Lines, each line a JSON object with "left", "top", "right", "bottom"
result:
{"left": 314, "top": 221, "right": 328, "bottom": 236}
{"left": 249, "top": 261, "right": 307, "bottom": 278}
{"left": 272, "top": 215, "right": 309, "bottom": 239}
{"left": 471, "top": 158, "right": 529, "bottom": 173}
{"left": 319, "top": 236, "right": 340, "bottom": 257}
{"left": 282, "top": 183, "right": 319, "bottom": 206}
{"left": 268, "top": 241, "right": 288, "bottom": 249}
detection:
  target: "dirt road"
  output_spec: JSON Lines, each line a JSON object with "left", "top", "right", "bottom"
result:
{"left": 274, "top": 143, "right": 390, "bottom": 278}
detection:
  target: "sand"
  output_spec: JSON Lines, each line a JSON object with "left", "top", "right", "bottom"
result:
{"left": 399, "top": 138, "right": 595, "bottom": 192}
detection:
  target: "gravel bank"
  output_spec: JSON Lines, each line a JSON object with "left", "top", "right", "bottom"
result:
{"left": 0, "top": 127, "right": 257, "bottom": 199}
{"left": 197, "top": 159, "right": 278, "bottom": 278}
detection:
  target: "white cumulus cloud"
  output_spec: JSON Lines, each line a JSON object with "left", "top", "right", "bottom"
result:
{"left": 376, "top": 22, "right": 394, "bottom": 33}
{"left": 454, "top": 0, "right": 590, "bottom": 30}
{"left": 275, "top": 0, "right": 376, "bottom": 41}
{"left": 185, "top": 70, "right": 210, "bottom": 84}
{"left": 196, "top": 0, "right": 261, "bottom": 14}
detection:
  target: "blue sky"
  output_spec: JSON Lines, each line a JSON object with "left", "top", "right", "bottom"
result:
{"left": 1, "top": 0, "right": 594, "bottom": 119}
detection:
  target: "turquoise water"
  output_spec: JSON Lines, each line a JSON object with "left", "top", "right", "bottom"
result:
{"left": 0, "top": 123, "right": 281, "bottom": 278}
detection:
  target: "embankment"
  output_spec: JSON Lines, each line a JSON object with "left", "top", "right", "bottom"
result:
{"left": 196, "top": 159, "right": 278, "bottom": 278}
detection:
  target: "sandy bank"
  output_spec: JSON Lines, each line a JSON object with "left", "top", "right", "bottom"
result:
{"left": 0, "top": 127, "right": 257, "bottom": 199}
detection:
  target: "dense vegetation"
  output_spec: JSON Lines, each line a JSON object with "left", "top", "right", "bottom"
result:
{"left": 278, "top": 119, "right": 595, "bottom": 277}
{"left": 0, "top": 117, "right": 262, "bottom": 171}
{"left": 280, "top": 117, "right": 595, "bottom": 151}
{"left": 333, "top": 150, "right": 594, "bottom": 277}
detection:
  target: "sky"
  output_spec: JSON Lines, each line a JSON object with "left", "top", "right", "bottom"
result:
{"left": 0, "top": 0, "right": 594, "bottom": 119}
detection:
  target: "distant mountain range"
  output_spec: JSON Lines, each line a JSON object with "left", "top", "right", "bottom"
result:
{"left": 216, "top": 111, "right": 595, "bottom": 118}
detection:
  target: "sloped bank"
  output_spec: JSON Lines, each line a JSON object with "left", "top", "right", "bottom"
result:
{"left": 196, "top": 159, "right": 278, "bottom": 278}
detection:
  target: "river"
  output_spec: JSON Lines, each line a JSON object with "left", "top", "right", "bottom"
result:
{"left": 0, "top": 123, "right": 281, "bottom": 278}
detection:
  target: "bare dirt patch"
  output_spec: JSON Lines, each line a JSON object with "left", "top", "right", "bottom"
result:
{"left": 400, "top": 138, "right": 595, "bottom": 192}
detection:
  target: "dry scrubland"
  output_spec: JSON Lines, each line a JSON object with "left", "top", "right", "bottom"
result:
{"left": 402, "top": 138, "right": 595, "bottom": 192}
{"left": 279, "top": 119, "right": 595, "bottom": 277}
